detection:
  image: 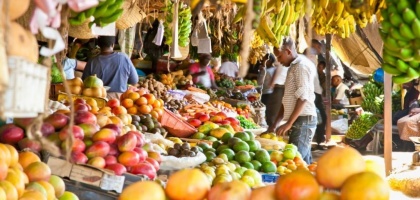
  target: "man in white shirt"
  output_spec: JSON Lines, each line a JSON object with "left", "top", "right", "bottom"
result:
{"left": 218, "top": 55, "right": 238, "bottom": 78}
{"left": 268, "top": 38, "right": 317, "bottom": 164}
{"left": 332, "top": 75, "right": 350, "bottom": 107}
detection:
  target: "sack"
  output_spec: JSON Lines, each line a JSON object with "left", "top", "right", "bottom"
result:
{"left": 160, "top": 151, "right": 207, "bottom": 171}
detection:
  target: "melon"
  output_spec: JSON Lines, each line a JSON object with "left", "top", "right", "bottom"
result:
{"left": 7, "top": 22, "right": 39, "bottom": 63}
{"left": 83, "top": 75, "right": 104, "bottom": 88}
{"left": 2, "top": 0, "right": 30, "bottom": 20}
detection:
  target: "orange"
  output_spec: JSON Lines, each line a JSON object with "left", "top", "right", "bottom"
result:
{"left": 165, "top": 169, "right": 210, "bottom": 200}
{"left": 18, "top": 151, "right": 40, "bottom": 169}
{"left": 120, "top": 181, "right": 166, "bottom": 200}
{"left": 275, "top": 169, "right": 320, "bottom": 199}
{"left": 122, "top": 99, "right": 134, "bottom": 108}
{"left": 143, "top": 94, "right": 156, "bottom": 105}
{"left": 135, "top": 97, "right": 148, "bottom": 106}
{"left": 121, "top": 90, "right": 133, "bottom": 100}
{"left": 139, "top": 105, "right": 152, "bottom": 114}
{"left": 158, "top": 99, "right": 164, "bottom": 108}
{"left": 152, "top": 100, "right": 161, "bottom": 109}
{"left": 150, "top": 110, "right": 159, "bottom": 119}
{"left": 154, "top": 108, "right": 164, "bottom": 116}
{"left": 341, "top": 172, "right": 389, "bottom": 200}
{"left": 128, "top": 92, "right": 140, "bottom": 101}
{"left": 127, "top": 107, "right": 138, "bottom": 115}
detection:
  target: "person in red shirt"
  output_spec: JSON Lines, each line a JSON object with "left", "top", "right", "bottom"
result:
{"left": 188, "top": 54, "right": 218, "bottom": 89}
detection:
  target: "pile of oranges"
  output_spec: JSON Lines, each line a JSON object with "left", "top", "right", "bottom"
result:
{"left": 120, "top": 89, "right": 165, "bottom": 120}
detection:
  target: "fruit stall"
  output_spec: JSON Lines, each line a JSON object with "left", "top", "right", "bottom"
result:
{"left": 1, "top": 0, "right": 420, "bottom": 199}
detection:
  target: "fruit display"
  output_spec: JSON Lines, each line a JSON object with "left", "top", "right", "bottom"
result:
{"left": 163, "top": 1, "right": 192, "bottom": 47}
{"left": 346, "top": 112, "right": 380, "bottom": 140}
{"left": 137, "top": 78, "right": 171, "bottom": 100}
{"left": 380, "top": 0, "right": 420, "bottom": 84}
{"left": 237, "top": 115, "right": 259, "bottom": 129}
{"left": 131, "top": 114, "right": 168, "bottom": 136}
{"left": 166, "top": 142, "right": 200, "bottom": 158}
{"left": 361, "top": 80, "right": 384, "bottom": 115}
{"left": 81, "top": 75, "right": 107, "bottom": 98}
{"left": 69, "top": 0, "right": 124, "bottom": 27}
{"left": 119, "top": 89, "right": 165, "bottom": 120}
{"left": 179, "top": 104, "right": 223, "bottom": 118}
{"left": 188, "top": 112, "right": 243, "bottom": 138}
{"left": 159, "top": 70, "right": 193, "bottom": 88}
{"left": 165, "top": 98, "right": 187, "bottom": 113}
{"left": 215, "top": 74, "right": 235, "bottom": 89}
{"left": 235, "top": 79, "right": 258, "bottom": 87}
{"left": 331, "top": 109, "right": 346, "bottom": 117}
{"left": 249, "top": 34, "right": 266, "bottom": 65}
{"left": 235, "top": 104, "right": 251, "bottom": 117}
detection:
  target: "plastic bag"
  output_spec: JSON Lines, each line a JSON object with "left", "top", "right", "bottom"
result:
{"left": 183, "top": 91, "right": 210, "bottom": 104}
{"left": 331, "top": 118, "right": 348, "bottom": 134}
{"left": 159, "top": 151, "right": 206, "bottom": 171}
{"left": 144, "top": 133, "right": 174, "bottom": 148}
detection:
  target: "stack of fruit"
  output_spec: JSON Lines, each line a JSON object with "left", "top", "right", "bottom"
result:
{"left": 380, "top": 0, "right": 420, "bottom": 83}
{"left": 187, "top": 112, "right": 244, "bottom": 137}
{"left": 164, "top": 98, "right": 187, "bottom": 114}
{"left": 235, "top": 104, "right": 251, "bottom": 118}
{"left": 0, "top": 142, "right": 78, "bottom": 199}
{"left": 137, "top": 78, "right": 171, "bottom": 99}
{"left": 237, "top": 115, "right": 259, "bottom": 129}
{"left": 215, "top": 74, "right": 236, "bottom": 89}
{"left": 159, "top": 70, "right": 193, "bottom": 88}
{"left": 131, "top": 114, "right": 167, "bottom": 136}
{"left": 119, "top": 89, "right": 165, "bottom": 120}
{"left": 69, "top": 0, "right": 124, "bottom": 27}
{"left": 66, "top": 75, "right": 107, "bottom": 99}
{"left": 361, "top": 80, "right": 384, "bottom": 115}
{"left": 179, "top": 104, "right": 223, "bottom": 118}
{"left": 268, "top": 144, "right": 309, "bottom": 175}
{"left": 166, "top": 142, "right": 200, "bottom": 158}
{"left": 346, "top": 112, "right": 380, "bottom": 140}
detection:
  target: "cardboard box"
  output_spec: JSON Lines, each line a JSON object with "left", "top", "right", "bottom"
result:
{"left": 349, "top": 97, "right": 363, "bottom": 105}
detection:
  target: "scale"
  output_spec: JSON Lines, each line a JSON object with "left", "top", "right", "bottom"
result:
{"left": 409, "top": 137, "right": 420, "bottom": 166}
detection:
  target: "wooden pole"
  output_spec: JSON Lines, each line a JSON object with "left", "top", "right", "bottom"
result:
{"left": 384, "top": 73, "right": 392, "bottom": 175}
{"left": 325, "top": 34, "right": 332, "bottom": 142}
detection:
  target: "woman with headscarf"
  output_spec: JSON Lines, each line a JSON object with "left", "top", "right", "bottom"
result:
{"left": 188, "top": 54, "right": 218, "bottom": 89}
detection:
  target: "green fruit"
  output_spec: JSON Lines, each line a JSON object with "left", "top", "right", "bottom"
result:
{"left": 412, "top": 19, "right": 420, "bottom": 38}
{"left": 399, "top": 48, "right": 414, "bottom": 61}
{"left": 205, "top": 151, "right": 217, "bottom": 162}
{"left": 383, "top": 51, "right": 398, "bottom": 66}
{"left": 382, "top": 63, "right": 402, "bottom": 75}
{"left": 220, "top": 149, "right": 236, "bottom": 161}
{"left": 85, "top": 6, "right": 96, "bottom": 18}
{"left": 390, "top": 28, "right": 410, "bottom": 41}
{"left": 250, "top": 160, "right": 262, "bottom": 171}
{"left": 93, "top": 4, "right": 108, "bottom": 18}
{"left": 285, "top": 144, "right": 298, "bottom": 152}
{"left": 217, "top": 154, "right": 229, "bottom": 163}
{"left": 240, "top": 175, "right": 255, "bottom": 187}
{"left": 397, "top": 0, "right": 411, "bottom": 12}
{"left": 389, "top": 13, "right": 404, "bottom": 27}
{"left": 198, "top": 143, "right": 211, "bottom": 150}
{"left": 216, "top": 144, "right": 230, "bottom": 154}
{"left": 245, "top": 131, "right": 255, "bottom": 140}
{"left": 204, "top": 136, "right": 218, "bottom": 142}
{"left": 402, "top": 8, "right": 417, "bottom": 24}
{"left": 249, "top": 151, "right": 256, "bottom": 159}
{"left": 235, "top": 150, "right": 251, "bottom": 164}
{"left": 204, "top": 148, "right": 216, "bottom": 153}
{"left": 409, "top": 60, "right": 420, "bottom": 69}
{"left": 191, "top": 132, "right": 206, "bottom": 139}
{"left": 234, "top": 132, "right": 251, "bottom": 141}
{"left": 196, "top": 146, "right": 203, "bottom": 152}
{"left": 233, "top": 141, "right": 250, "bottom": 152}
{"left": 261, "top": 161, "right": 277, "bottom": 173}
{"left": 283, "top": 148, "right": 296, "bottom": 160}
{"left": 384, "top": 37, "right": 400, "bottom": 51}
{"left": 242, "top": 162, "right": 255, "bottom": 169}
{"left": 212, "top": 141, "right": 222, "bottom": 149}
{"left": 255, "top": 149, "right": 271, "bottom": 163}
{"left": 399, "top": 23, "right": 416, "bottom": 40}
{"left": 221, "top": 132, "right": 234, "bottom": 143}
{"left": 97, "top": 8, "right": 123, "bottom": 25}
{"left": 380, "top": 21, "right": 392, "bottom": 33}
{"left": 417, "top": 0, "right": 420, "bottom": 19}
{"left": 235, "top": 167, "right": 248, "bottom": 176}
{"left": 228, "top": 137, "right": 242, "bottom": 148}
{"left": 407, "top": 67, "right": 420, "bottom": 79}
{"left": 246, "top": 140, "right": 261, "bottom": 152}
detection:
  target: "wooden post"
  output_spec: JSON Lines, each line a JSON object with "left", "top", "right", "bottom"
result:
{"left": 325, "top": 34, "right": 332, "bottom": 142}
{"left": 384, "top": 73, "right": 392, "bottom": 175}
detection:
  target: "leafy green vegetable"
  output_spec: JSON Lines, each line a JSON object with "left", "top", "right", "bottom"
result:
{"left": 237, "top": 115, "right": 259, "bottom": 129}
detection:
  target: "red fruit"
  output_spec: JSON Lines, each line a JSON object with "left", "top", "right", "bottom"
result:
{"left": 75, "top": 103, "right": 89, "bottom": 112}
{"left": 209, "top": 112, "right": 217, "bottom": 116}
{"left": 92, "top": 128, "right": 116, "bottom": 144}
{"left": 13, "top": 117, "right": 35, "bottom": 128}
{"left": 133, "top": 147, "right": 147, "bottom": 162}
{"left": 75, "top": 111, "right": 97, "bottom": 125}
{"left": 107, "top": 99, "right": 120, "bottom": 108}
{"left": 105, "top": 163, "right": 127, "bottom": 175}
{"left": 78, "top": 123, "right": 100, "bottom": 138}
{"left": 129, "top": 131, "right": 145, "bottom": 147}
{"left": 194, "top": 112, "right": 205, "bottom": 119}
{"left": 103, "top": 124, "right": 122, "bottom": 136}
{"left": 210, "top": 116, "right": 223, "bottom": 123}
{"left": 85, "top": 141, "right": 110, "bottom": 158}
{"left": 187, "top": 119, "right": 202, "bottom": 128}
{"left": 215, "top": 112, "right": 228, "bottom": 120}
{"left": 74, "top": 98, "right": 86, "bottom": 105}
{"left": 40, "top": 122, "right": 55, "bottom": 136}
{"left": 0, "top": 124, "right": 24, "bottom": 145}
{"left": 225, "top": 117, "right": 240, "bottom": 126}
{"left": 71, "top": 152, "right": 88, "bottom": 164}
{"left": 58, "top": 125, "right": 85, "bottom": 141}
{"left": 18, "top": 138, "right": 42, "bottom": 152}
{"left": 198, "top": 114, "right": 210, "bottom": 122}
{"left": 104, "top": 155, "right": 117, "bottom": 166}
{"left": 108, "top": 144, "right": 119, "bottom": 156}
{"left": 118, "top": 151, "right": 140, "bottom": 167}
{"left": 44, "top": 113, "right": 69, "bottom": 130}
{"left": 117, "top": 132, "right": 137, "bottom": 152}
{"left": 130, "top": 162, "right": 157, "bottom": 180}
{"left": 88, "top": 157, "right": 106, "bottom": 169}
{"left": 61, "top": 138, "right": 85, "bottom": 153}
{"left": 147, "top": 151, "right": 162, "bottom": 164}
{"left": 145, "top": 157, "right": 160, "bottom": 171}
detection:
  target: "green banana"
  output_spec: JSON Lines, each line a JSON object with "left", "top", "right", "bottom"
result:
{"left": 69, "top": 18, "right": 84, "bottom": 26}
{"left": 412, "top": 19, "right": 420, "bottom": 38}
{"left": 380, "top": 21, "right": 392, "bottom": 33}
{"left": 397, "top": 0, "right": 411, "bottom": 13}
{"left": 409, "top": 60, "right": 420, "bottom": 69}
{"left": 400, "top": 23, "right": 416, "bottom": 40}
{"left": 384, "top": 37, "right": 400, "bottom": 51}
{"left": 393, "top": 74, "right": 414, "bottom": 84}
{"left": 101, "top": 0, "right": 124, "bottom": 18}
{"left": 382, "top": 63, "right": 402, "bottom": 75}
{"left": 402, "top": 8, "right": 417, "bottom": 24}
{"left": 389, "top": 13, "right": 404, "bottom": 27}
{"left": 390, "top": 28, "right": 410, "bottom": 42}
{"left": 85, "top": 7, "right": 96, "bottom": 18}
{"left": 397, "top": 40, "right": 411, "bottom": 48}
{"left": 415, "top": 49, "right": 420, "bottom": 62}
{"left": 416, "top": 0, "right": 420, "bottom": 19}
{"left": 383, "top": 51, "right": 398, "bottom": 66}
{"left": 396, "top": 59, "right": 410, "bottom": 73}
{"left": 77, "top": 12, "right": 86, "bottom": 23}
{"left": 93, "top": 4, "right": 108, "bottom": 18}
{"left": 399, "top": 48, "right": 415, "bottom": 61}
{"left": 98, "top": 8, "right": 123, "bottom": 25}
{"left": 407, "top": 67, "right": 420, "bottom": 79}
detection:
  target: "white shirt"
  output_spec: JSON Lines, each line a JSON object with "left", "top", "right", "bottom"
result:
{"left": 335, "top": 82, "right": 350, "bottom": 105}
{"left": 304, "top": 56, "right": 323, "bottom": 95}
{"left": 271, "top": 63, "right": 288, "bottom": 85}
{"left": 282, "top": 55, "right": 317, "bottom": 120}
{"left": 258, "top": 66, "right": 276, "bottom": 94}
{"left": 218, "top": 61, "right": 238, "bottom": 78}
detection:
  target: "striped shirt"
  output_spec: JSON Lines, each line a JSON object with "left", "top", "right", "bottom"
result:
{"left": 282, "top": 55, "right": 317, "bottom": 120}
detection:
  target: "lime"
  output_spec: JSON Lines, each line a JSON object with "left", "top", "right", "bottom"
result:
{"left": 233, "top": 141, "right": 250, "bottom": 152}
{"left": 204, "top": 148, "right": 216, "bottom": 154}
{"left": 241, "top": 162, "right": 255, "bottom": 169}
{"left": 204, "top": 136, "right": 218, "bottom": 142}
{"left": 198, "top": 143, "right": 211, "bottom": 150}
{"left": 249, "top": 152, "right": 256, "bottom": 159}
{"left": 283, "top": 148, "right": 296, "bottom": 160}
{"left": 220, "top": 148, "right": 235, "bottom": 161}
{"left": 234, "top": 132, "right": 250, "bottom": 141}
{"left": 245, "top": 131, "right": 254, "bottom": 140}
{"left": 217, "top": 154, "right": 229, "bottom": 163}
{"left": 230, "top": 161, "right": 241, "bottom": 168}
{"left": 235, "top": 150, "right": 251, "bottom": 164}
{"left": 243, "top": 169, "right": 262, "bottom": 184}
{"left": 261, "top": 161, "right": 277, "bottom": 173}
{"left": 191, "top": 132, "right": 206, "bottom": 139}
{"left": 221, "top": 132, "right": 234, "bottom": 143}
{"left": 228, "top": 137, "right": 242, "bottom": 148}
{"left": 285, "top": 144, "right": 298, "bottom": 152}
{"left": 246, "top": 140, "right": 261, "bottom": 152}
{"left": 205, "top": 151, "right": 217, "bottom": 162}
{"left": 250, "top": 160, "right": 262, "bottom": 171}
{"left": 240, "top": 175, "right": 255, "bottom": 187}
{"left": 255, "top": 149, "right": 270, "bottom": 163}
{"left": 235, "top": 167, "right": 248, "bottom": 176}
{"left": 216, "top": 144, "right": 230, "bottom": 154}
{"left": 212, "top": 141, "right": 223, "bottom": 149}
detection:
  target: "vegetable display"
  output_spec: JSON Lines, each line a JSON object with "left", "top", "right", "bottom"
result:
{"left": 236, "top": 115, "right": 259, "bottom": 129}
{"left": 345, "top": 112, "right": 380, "bottom": 140}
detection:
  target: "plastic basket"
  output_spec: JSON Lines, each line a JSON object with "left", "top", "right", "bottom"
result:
{"left": 1, "top": 56, "right": 48, "bottom": 118}
{"left": 261, "top": 173, "right": 280, "bottom": 184}
{"left": 160, "top": 108, "right": 197, "bottom": 138}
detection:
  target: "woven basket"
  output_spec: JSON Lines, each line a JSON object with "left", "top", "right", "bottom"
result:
{"left": 116, "top": 0, "right": 145, "bottom": 30}
{"left": 15, "top": 1, "right": 48, "bottom": 42}
{"left": 69, "top": 20, "right": 95, "bottom": 39}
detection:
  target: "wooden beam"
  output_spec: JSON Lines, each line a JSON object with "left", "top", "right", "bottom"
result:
{"left": 384, "top": 73, "right": 392, "bottom": 175}
{"left": 325, "top": 34, "right": 332, "bottom": 142}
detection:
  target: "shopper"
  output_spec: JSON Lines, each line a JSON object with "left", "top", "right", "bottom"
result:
{"left": 257, "top": 53, "right": 277, "bottom": 124}
{"left": 218, "top": 54, "right": 238, "bottom": 78}
{"left": 266, "top": 60, "right": 288, "bottom": 127}
{"left": 268, "top": 38, "right": 317, "bottom": 164}
{"left": 393, "top": 79, "right": 420, "bottom": 124}
{"left": 189, "top": 54, "right": 218, "bottom": 89}
{"left": 331, "top": 75, "right": 349, "bottom": 109}
{"left": 82, "top": 36, "right": 139, "bottom": 99}
{"left": 311, "top": 39, "right": 344, "bottom": 78}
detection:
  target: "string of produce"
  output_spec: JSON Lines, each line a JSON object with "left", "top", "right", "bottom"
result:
{"left": 249, "top": 32, "right": 266, "bottom": 65}
{"left": 69, "top": 0, "right": 124, "bottom": 27}
{"left": 163, "top": 1, "right": 192, "bottom": 47}
{"left": 361, "top": 80, "right": 384, "bottom": 115}
{"left": 346, "top": 112, "right": 380, "bottom": 140}
{"left": 380, "top": 0, "right": 420, "bottom": 84}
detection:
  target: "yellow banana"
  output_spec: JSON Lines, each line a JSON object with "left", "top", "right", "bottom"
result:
{"left": 320, "top": 0, "right": 329, "bottom": 9}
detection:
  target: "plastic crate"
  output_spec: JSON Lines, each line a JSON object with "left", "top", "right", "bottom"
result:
{"left": 160, "top": 108, "right": 197, "bottom": 138}
{"left": 261, "top": 173, "right": 280, "bottom": 184}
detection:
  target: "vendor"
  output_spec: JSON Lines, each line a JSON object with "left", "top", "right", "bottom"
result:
{"left": 218, "top": 54, "right": 238, "bottom": 78}
{"left": 257, "top": 53, "right": 277, "bottom": 125}
{"left": 331, "top": 75, "right": 349, "bottom": 109}
{"left": 189, "top": 54, "right": 218, "bottom": 89}
{"left": 397, "top": 101, "right": 420, "bottom": 149}
{"left": 82, "top": 36, "right": 139, "bottom": 99}
{"left": 393, "top": 79, "right": 420, "bottom": 125}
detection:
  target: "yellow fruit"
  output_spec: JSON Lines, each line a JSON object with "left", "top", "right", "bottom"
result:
{"left": 119, "top": 181, "right": 166, "bottom": 200}
{"left": 341, "top": 172, "right": 390, "bottom": 200}
{"left": 165, "top": 169, "right": 210, "bottom": 200}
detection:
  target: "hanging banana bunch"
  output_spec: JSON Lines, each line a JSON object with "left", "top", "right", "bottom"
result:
{"left": 69, "top": 0, "right": 124, "bottom": 27}
{"left": 344, "top": 0, "right": 387, "bottom": 27}
{"left": 163, "top": 1, "right": 193, "bottom": 47}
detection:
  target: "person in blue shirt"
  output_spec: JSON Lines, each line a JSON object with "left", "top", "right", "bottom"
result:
{"left": 82, "top": 36, "right": 138, "bottom": 99}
